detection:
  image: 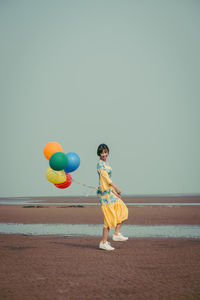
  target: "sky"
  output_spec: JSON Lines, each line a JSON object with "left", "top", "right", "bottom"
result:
{"left": 0, "top": 0, "right": 200, "bottom": 197}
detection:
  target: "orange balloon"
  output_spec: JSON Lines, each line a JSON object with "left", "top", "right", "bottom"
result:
{"left": 43, "top": 141, "right": 63, "bottom": 160}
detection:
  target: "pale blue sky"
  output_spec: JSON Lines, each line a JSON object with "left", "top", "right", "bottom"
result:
{"left": 1, "top": 0, "right": 200, "bottom": 197}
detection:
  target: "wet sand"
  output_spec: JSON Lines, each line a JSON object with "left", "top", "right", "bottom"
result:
{"left": 0, "top": 196, "right": 200, "bottom": 299}
{"left": 0, "top": 204, "right": 200, "bottom": 225}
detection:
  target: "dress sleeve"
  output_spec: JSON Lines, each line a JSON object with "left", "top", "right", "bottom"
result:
{"left": 97, "top": 161, "right": 112, "bottom": 192}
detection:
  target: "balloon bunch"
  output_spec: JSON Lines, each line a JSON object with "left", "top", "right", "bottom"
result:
{"left": 43, "top": 141, "right": 80, "bottom": 189}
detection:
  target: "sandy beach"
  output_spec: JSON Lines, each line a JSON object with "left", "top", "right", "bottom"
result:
{"left": 0, "top": 196, "right": 200, "bottom": 299}
{"left": 0, "top": 195, "right": 200, "bottom": 225}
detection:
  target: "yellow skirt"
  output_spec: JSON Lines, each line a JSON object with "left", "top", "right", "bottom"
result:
{"left": 101, "top": 198, "right": 128, "bottom": 229}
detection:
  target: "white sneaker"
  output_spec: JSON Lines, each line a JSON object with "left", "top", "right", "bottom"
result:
{"left": 112, "top": 232, "right": 128, "bottom": 242}
{"left": 99, "top": 241, "right": 115, "bottom": 251}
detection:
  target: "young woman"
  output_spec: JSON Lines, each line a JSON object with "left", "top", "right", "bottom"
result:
{"left": 97, "top": 144, "right": 128, "bottom": 251}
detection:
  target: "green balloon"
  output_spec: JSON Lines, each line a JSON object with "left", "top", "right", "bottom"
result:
{"left": 49, "top": 152, "right": 68, "bottom": 171}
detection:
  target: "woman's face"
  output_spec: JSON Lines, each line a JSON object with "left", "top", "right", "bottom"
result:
{"left": 100, "top": 149, "right": 109, "bottom": 161}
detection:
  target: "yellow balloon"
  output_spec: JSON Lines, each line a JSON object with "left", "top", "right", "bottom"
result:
{"left": 46, "top": 167, "right": 66, "bottom": 184}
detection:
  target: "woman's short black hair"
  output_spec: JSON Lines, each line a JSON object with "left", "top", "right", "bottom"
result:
{"left": 97, "top": 144, "right": 109, "bottom": 156}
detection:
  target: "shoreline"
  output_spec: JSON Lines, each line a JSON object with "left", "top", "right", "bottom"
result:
{"left": 1, "top": 195, "right": 200, "bottom": 203}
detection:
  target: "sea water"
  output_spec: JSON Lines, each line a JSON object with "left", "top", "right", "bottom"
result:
{"left": 0, "top": 223, "right": 200, "bottom": 238}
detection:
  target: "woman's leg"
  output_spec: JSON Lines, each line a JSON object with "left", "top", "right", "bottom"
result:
{"left": 102, "top": 227, "right": 110, "bottom": 243}
{"left": 114, "top": 222, "right": 122, "bottom": 236}
{"left": 113, "top": 221, "right": 128, "bottom": 241}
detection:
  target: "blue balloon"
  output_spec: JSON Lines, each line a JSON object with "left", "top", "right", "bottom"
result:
{"left": 64, "top": 152, "right": 80, "bottom": 173}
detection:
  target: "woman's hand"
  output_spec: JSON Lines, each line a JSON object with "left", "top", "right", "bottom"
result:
{"left": 112, "top": 189, "right": 121, "bottom": 199}
{"left": 115, "top": 186, "right": 121, "bottom": 196}
{"left": 111, "top": 183, "right": 121, "bottom": 197}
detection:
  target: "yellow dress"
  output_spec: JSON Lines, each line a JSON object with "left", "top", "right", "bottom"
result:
{"left": 97, "top": 160, "right": 128, "bottom": 229}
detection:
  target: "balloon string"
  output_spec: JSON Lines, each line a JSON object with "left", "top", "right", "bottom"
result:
{"left": 71, "top": 180, "right": 124, "bottom": 202}
{"left": 71, "top": 179, "right": 99, "bottom": 203}
{"left": 72, "top": 179, "right": 99, "bottom": 191}
{"left": 73, "top": 188, "right": 96, "bottom": 203}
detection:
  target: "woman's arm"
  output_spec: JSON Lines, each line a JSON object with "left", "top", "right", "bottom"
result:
{"left": 98, "top": 161, "right": 121, "bottom": 196}
{"left": 110, "top": 182, "right": 121, "bottom": 197}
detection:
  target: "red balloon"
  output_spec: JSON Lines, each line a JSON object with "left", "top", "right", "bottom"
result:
{"left": 54, "top": 173, "right": 72, "bottom": 189}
